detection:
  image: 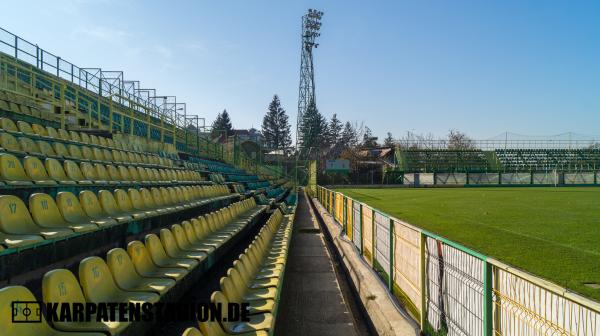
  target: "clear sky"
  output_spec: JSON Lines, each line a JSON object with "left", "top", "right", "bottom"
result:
{"left": 2, "top": 1, "right": 600, "bottom": 142}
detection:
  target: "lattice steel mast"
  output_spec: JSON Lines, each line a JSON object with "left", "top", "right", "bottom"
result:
{"left": 295, "top": 8, "right": 323, "bottom": 155}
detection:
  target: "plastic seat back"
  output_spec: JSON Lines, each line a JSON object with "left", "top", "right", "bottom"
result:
{"left": 67, "top": 144, "right": 83, "bottom": 159}
{"left": 114, "top": 189, "right": 134, "bottom": 212}
{"left": 56, "top": 191, "right": 92, "bottom": 224}
{"left": 37, "top": 140, "right": 57, "bottom": 157}
{"left": 127, "top": 240, "right": 158, "bottom": 275}
{"left": 89, "top": 134, "right": 100, "bottom": 146}
{"left": 0, "top": 132, "right": 22, "bottom": 152}
{"left": 0, "top": 286, "right": 62, "bottom": 335}
{"left": 32, "top": 123, "right": 49, "bottom": 136}
{"left": 81, "top": 146, "right": 93, "bottom": 159}
{"left": 98, "top": 190, "right": 122, "bottom": 216}
{"left": 46, "top": 126, "right": 59, "bottom": 139}
{"left": 141, "top": 188, "right": 158, "bottom": 208}
{"left": 118, "top": 165, "right": 131, "bottom": 181}
{"left": 92, "top": 147, "right": 105, "bottom": 161}
{"left": 128, "top": 188, "right": 146, "bottom": 210}
{"left": 42, "top": 268, "right": 86, "bottom": 305}
{"left": 69, "top": 130, "right": 82, "bottom": 142}
{"left": 151, "top": 188, "right": 165, "bottom": 206}
{"left": 64, "top": 160, "right": 87, "bottom": 181}
{"left": 102, "top": 149, "right": 113, "bottom": 161}
{"left": 128, "top": 166, "right": 141, "bottom": 180}
{"left": 0, "top": 118, "right": 18, "bottom": 132}
{"left": 0, "top": 153, "right": 31, "bottom": 183}
{"left": 94, "top": 164, "right": 111, "bottom": 181}
{"left": 44, "top": 158, "right": 71, "bottom": 183}
{"left": 57, "top": 128, "right": 71, "bottom": 141}
{"left": 29, "top": 193, "right": 70, "bottom": 228}
{"left": 17, "top": 137, "right": 40, "bottom": 154}
{"left": 107, "top": 248, "right": 144, "bottom": 289}
{"left": 107, "top": 165, "right": 122, "bottom": 181}
{"left": 145, "top": 233, "right": 173, "bottom": 265}
{"left": 79, "top": 132, "right": 91, "bottom": 144}
{"left": 52, "top": 142, "right": 70, "bottom": 157}
{"left": 0, "top": 195, "right": 43, "bottom": 235}
{"left": 98, "top": 136, "right": 108, "bottom": 147}
{"left": 79, "top": 190, "right": 107, "bottom": 219}
{"left": 78, "top": 256, "right": 122, "bottom": 303}
{"left": 23, "top": 156, "right": 53, "bottom": 182}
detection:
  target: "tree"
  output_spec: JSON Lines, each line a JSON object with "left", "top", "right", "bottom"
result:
{"left": 261, "top": 95, "right": 292, "bottom": 153}
{"left": 361, "top": 126, "right": 378, "bottom": 147}
{"left": 447, "top": 129, "right": 475, "bottom": 149}
{"left": 384, "top": 132, "right": 395, "bottom": 147}
{"left": 340, "top": 122, "right": 357, "bottom": 148}
{"left": 327, "top": 114, "right": 343, "bottom": 147}
{"left": 298, "top": 100, "right": 328, "bottom": 155}
{"left": 211, "top": 109, "right": 234, "bottom": 138}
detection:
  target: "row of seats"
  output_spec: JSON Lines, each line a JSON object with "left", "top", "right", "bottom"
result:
{"left": 0, "top": 184, "right": 232, "bottom": 249}
{"left": 0, "top": 117, "right": 167, "bottom": 163}
{"left": 0, "top": 121, "right": 171, "bottom": 168}
{"left": 0, "top": 153, "right": 203, "bottom": 186}
{"left": 210, "top": 173, "right": 226, "bottom": 183}
{"left": 0, "top": 90, "right": 51, "bottom": 120}
{"left": 231, "top": 183, "right": 246, "bottom": 194}
{"left": 191, "top": 208, "right": 292, "bottom": 335}
{"left": 0, "top": 198, "right": 263, "bottom": 335}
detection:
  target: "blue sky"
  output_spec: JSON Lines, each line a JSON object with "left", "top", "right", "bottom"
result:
{"left": 2, "top": 1, "right": 600, "bottom": 142}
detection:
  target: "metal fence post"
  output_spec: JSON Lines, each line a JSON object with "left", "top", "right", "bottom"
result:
{"left": 484, "top": 261, "right": 493, "bottom": 336}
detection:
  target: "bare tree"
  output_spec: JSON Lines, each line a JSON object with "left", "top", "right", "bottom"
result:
{"left": 447, "top": 129, "right": 476, "bottom": 149}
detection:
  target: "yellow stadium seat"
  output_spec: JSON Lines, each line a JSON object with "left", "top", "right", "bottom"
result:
{"left": 80, "top": 146, "right": 95, "bottom": 162}
{"left": 117, "top": 165, "right": 131, "bottom": 182}
{"left": 127, "top": 188, "right": 158, "bottom": 217}
{"left": 126, "top": 240, "right": 188, "bottom": 280}
{"left": 136, "top": 167, "right": 150, "bottom": 183}
{"left": 92, "top": 147, "right": 105, "bottom": 162}
{"left": 52, "top": 142, "right": 73, "bottom": 159}
{"left": 162, "top": 187, "right": 184, "bottom": 211}
{"left": 106, "top": 248, "right": 175, "bottom": 295}
{"left": 45, "top": 126, "right": 59, "bottom": 139}
{"left": 171, "top": 224, "right": 213, "bottom": 254}
{"left": 67, "top": 144, "right": 84, "bottom": 160}
{"left": 140, "top": 188, "right": 167, "bottom": 214}
{"left": 102, "top": 149, "right": 113, "bottom": 161}
{"left": 55, "top": 192, "right": 100, "bottom": 228}
{"left": 95, "top": 163, "right": 117, "bottom": 184}
{"left": 29, "top": 193, "right": 97, "bottom": 233}
{"left": 44, "top": 158, "right": 76, "bottom": 185}
{"left": 107, "top": 165, "right": 123, "bottom": 183}
{"left": 0, "top": 132, "right": 25, "bottom": 155}
{"left": 79, "top": 132, "right": 91, "bottom": 144}
{"left": 0, "top": 286, "right": 106, "bottom": 336}
{"left": 151, "top": 187, "right": 176, "bottom": 212}
{"left": 42, "top": 269, "right": 130, "bottom": 334}
{"left": 0, "top": 153, "right": 32, "bottom": 185}
{"left": 98, "top": 136, "right": 108, "bottom": 147}
{"left": 69, "top": 130, "right": 82, "bottom": 143}
{"left": 16, "top": 121, "right": 35, "bottom": 135}
{"left": 32, "top": 123, "right": 49, "bottom": 137}
{"left": 0, "top": 118, "right": 19, "bottom": 133}
{"left": 23, "top": 156, "right": 57, "bottom": 185}
{"left": 111, "top": 150, "right": 123, "bottom": 162}
{"left": 79, "top": 256, "right": 160, "bottom": 305}
{"left": 127, "top": 152, "right": 137, "bottom": 164}
{"left": 0, "top": 195, "right": 72, "bottom": 239}
{"left": 57, "top": 128, "right": 71, "bottom": 141}
{"left": 221, "top": 271, "right": 274, "bottom": 314}
{"left": 97, "top": 190, "right": 133, "bottom": 223}
{"left": 159, "top": 228, "right": 206, "bottom": 261}
{"left": 212, "top": 291, "right": 273, "bottom": 333}
{"left": 181, "top": 327, "right": 203, "bottom": 336}
{"left": 89, "top": 134, "right": 100, "bottom": 146}
{"left": 145, "top": 233, "right": 198, "bottom": 270}
{"left": 181, "top": 221, "right": 216, "bottom": 253}
{"left": 63, "top": 160, "right": 93, "bottom": 184}
{"left": 18, "top": 137, "right": 42, "bottom": 155}
{"left": 78, "top": 191, "right": 119, "bottom": 226}
{"left": 127, "top": 166, "right": 141, "bottom": 181}
{"left": 106, "top": 138, "right": 115, "bottom": 148}
{"left": 113, "top": 189, "right": 146, "bottom": 219}
{"left": 80, "top": 162, "right": 101, "bottom": 184}
{"left": 37, "top": 140, "right": 60, "bottom": 158}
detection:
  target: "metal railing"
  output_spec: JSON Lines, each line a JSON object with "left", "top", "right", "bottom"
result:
{"left": 317, "top": 186, "right": 600, "bottom": 336}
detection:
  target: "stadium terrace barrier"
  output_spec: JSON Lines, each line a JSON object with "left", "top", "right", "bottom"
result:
{"left": 316, "top": 185, "right": 600, "bottom": 336}
{"left": 393, "top": 171, "right": 599, "bottom": 186}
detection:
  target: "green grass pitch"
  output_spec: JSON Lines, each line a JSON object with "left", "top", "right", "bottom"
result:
{"left": 335, "top": 187, "right": 600, "bottom": 301}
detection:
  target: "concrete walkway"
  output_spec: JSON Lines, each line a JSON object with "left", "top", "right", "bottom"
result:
{"left": 275, "top": 192, "right": 370, "bottom": 336}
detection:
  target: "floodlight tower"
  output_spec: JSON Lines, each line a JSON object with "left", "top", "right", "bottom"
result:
{"left": 295, "top": 8, "right": 323, "bottom": 156}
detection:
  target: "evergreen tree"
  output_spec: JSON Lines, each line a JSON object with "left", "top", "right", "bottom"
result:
{"left": 327, "top": 113, "right": 343, "bottom": 147}
{"left": 341, "top": 121, "right": 357, "bottom": 147}
{"left": 362, "top": 126, "right": 378, "bottom": 147}
{"left": 298, "top": 100, "right": 327, "bottom": 154}
{"left": 261, "top": 95, "right": 292, "bottom": 153}
{"left": 384, "top": 132, "right": 395, "bottom": 146}
{"left": 211, "top": 109, "right": 234, "bottom": 138}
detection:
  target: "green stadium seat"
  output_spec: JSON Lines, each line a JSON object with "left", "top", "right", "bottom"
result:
{"left": 78, "top": 190, "right": 119, "bottom": 226}
{"left": 79, "top": 256, "right": 160, "bottom": 305}
{"left": 29, "top": 193, "right": 97, "bottom": 233}
{"left": 23, "top": 156, "right": 57, "bottom": 186}
{"left": 0, "top": 153, "right": 32, "bottom": 185}
{"left": 63, "top": 160, "right": 93, "bottom": 184}
{"left": 42, "top": 269, "right": 130, "bottom": 334}
{"left": 45, "top": 158, "right": 76, "bottom": 184}
{"left": 0, "top": 286, "right": 105, "bottom": 336}
{"left": 0, "top": 195, "right": 72, "bottom": 239}
{"left": 126, "top": 240, "right": 188, "bottom": 280}
{"left": 97, "top": 190, "right": 133, "bottom": 223}
{"left": 144, "top": 233, "right": 198, "bottom": 270}
{"left": 106, "top": 248, "right": 175, "bottom": 295}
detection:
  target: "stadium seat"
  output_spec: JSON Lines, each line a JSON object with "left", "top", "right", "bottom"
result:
{"left": 0, "top": 118, "right": 19, "bottom": 133}
{"left": 106, "top": 248, "right": 175, "bottom": 295}
{"left": 63, "top": 160, "right": 93, "bottom": 184}
{"left": 37, "top": 140, "right": 60, "bottom": 159}
{"left": 42, "top": 269, "right": 130, "bottom": 334}
{"left": 67, "top": 144, "right": 84, "bottom": 160}
{"left": 57, "top": 128, "right": 71, "bottom": 141}
{"left": 31, "top": 123, "right": 49, "bottom": 137}
{"left": 29, "top": 193, "right": 97, "bottom": 233}
{"left": 79, "top": 132, "right": 91, "bottom": 144}
{"left": 181, "top": 327, "right": 203, "bottom": 336}
{"left": 0, "top": 286, "right": 105, "bottom": 336}
{"left": 0, "top": 195, "right": 72, "bottom": 239}
{"left": 18, "top": 137, "right": 42, "bottom": 155}
{"left": 221, "top": 269, "right": 275, "bottom": 314}
{"left": 159, "top": 228, "right": 207, "bottom": 261}
{"left": 211, "top": 291, "right": 273, "bottom": 333}
{"left": 53, "top": 191, "right": 99, "bottom": 227}
{"left": 52, "top": 142, "right": 73, "bottom": 159}
{"left": 127, "top": 188, "right": 158, "bottom": 216}
{"left": 113, "top": 189, "right": 147, "bottom": 219}
{"left": 144, "top": 233, "right": 198, "bottom": 269}
{"left": 126, "top": 240, "right": 188, "bottom": 280}
{"left": 79, "top": 256, "right": 160, "bottom": 305}
{"left": 117, "top": 165, "right": 132, "bottom": 181}
{"left": 16, "top": 121, "right": 35, "bottom": 136}
{"left": 69, "top": 130, "right": 82, "bottom": 143}
{"left": 45, "top": 158, "right": 76, "bottom": 184}
{"left": 80, "top": 162, "right": 105, "bottom": 184}
{"left": 97, "top": 190, "right": 133, "bottom": 223}
{"left": 78, "top": 190, "right": 119, "bottom": 226}
{"left": 0, "top": 133, "right": 25, "bottom": 155}
{"left": 0, "top": 153, "right": 32, "bottom": 185}
{"left": 95, "top": 164, "right": 118, "bottom": 184}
